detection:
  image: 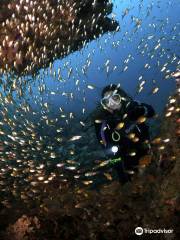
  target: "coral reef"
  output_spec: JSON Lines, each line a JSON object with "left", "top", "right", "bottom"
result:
{"left": 5, "top": 215, "right": 40, "bottom": 240}
{"left": 0, "top": 0, "right": 118, "bottom": 75}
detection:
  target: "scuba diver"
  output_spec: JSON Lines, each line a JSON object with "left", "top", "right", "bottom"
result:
{"left": 94, "top": 84, "right": 155, "bottom": 184}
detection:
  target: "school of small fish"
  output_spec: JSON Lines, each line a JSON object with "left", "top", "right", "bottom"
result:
{"left": 0, "top": 0, "right": 179, "bottom": 205}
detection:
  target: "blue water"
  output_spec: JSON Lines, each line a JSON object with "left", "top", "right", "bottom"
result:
{"left": 1, "top": 0, "right": 180, "bottom": 123}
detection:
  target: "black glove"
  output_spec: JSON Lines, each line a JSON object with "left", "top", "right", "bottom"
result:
{"left": 128, "top": 102, "right": 155, "bottom": 121}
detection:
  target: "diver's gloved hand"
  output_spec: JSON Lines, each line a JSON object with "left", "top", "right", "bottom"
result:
{"left": 129, "top": 106, "right": 145, "bottom": 121}
{"left": 128, "top": 102, "right": 155, "bottom": 121}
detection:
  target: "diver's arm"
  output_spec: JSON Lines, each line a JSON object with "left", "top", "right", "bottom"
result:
{"left": 127, "top": 101, "right": 155, "bottom": 121}
{"left": 140, "top": 102, "right": 155, "bottom": 118}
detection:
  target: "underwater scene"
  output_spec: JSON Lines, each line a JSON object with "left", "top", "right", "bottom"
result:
{"left": 0, "top": 0, "right": 179, "bottom": 239}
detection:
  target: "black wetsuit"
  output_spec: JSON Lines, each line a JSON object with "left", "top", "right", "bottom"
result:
{"left": 94, "top": 100, "right": 155, "bottom": 183}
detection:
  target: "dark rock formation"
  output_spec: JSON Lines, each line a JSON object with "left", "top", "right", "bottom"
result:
{"left": 0, "top": 0, "right": 118, "bottom": 75}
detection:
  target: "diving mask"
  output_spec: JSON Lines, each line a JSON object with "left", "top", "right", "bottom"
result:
{"left": 101, "top": 91, "right": 123, "bottom": 110}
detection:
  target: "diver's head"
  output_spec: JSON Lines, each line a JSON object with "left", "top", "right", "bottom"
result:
{"left": 101, "top": 89, "right": 122, "bottom": 111}
{"left": 101, "top": 84, "right": 132, "bottom": 111}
